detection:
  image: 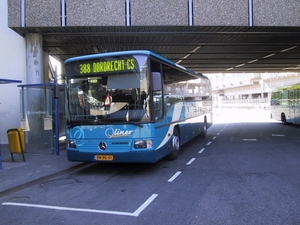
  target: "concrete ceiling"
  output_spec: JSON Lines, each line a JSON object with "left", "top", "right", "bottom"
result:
{"left": 12, "top": 26, "right": 300, "bottom": 74}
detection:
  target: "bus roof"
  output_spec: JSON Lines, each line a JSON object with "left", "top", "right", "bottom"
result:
{"left": 64, "top": 50, "right": 206, "bottom": 80}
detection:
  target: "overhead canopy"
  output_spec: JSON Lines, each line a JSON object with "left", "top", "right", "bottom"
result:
{"left": 0, "top": 79, "right": 22, "bottom": 84}
{"left": 11, "top": 26, "right": 300, "bottom": 73}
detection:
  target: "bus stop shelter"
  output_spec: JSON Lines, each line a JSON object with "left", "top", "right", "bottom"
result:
{"left": 17, "top": 82, "right": 63, "bottom": 157}
{"left": 0, "top": 78, "right": 22, "bottom": 170}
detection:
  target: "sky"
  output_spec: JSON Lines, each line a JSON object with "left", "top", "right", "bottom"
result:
{"left": 50, "top": 56, "right": 62, "bottom": 75}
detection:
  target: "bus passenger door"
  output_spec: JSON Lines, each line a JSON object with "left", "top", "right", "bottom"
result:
{"left": 289, "top": 90, "right": 296, "bottom": 124}
{"left": 294, "top": 90, "right": 298, "bottom": 124}
{"left": 295, "top": 90, "right": 300, "bottom": 124}
{"left": 151, "top": 72, "right": 163, "bottom": 120}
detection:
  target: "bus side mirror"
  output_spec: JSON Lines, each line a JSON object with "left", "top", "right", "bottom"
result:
{"left": 152, "top": 72, "right": 162, "bottom": 92}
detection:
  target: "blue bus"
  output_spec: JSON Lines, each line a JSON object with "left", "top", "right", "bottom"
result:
{"left": 271, "top": 84, "right": 300, "bottom": 124}
{"left": 64, "top": 50, "right": 212, "bottom": 163}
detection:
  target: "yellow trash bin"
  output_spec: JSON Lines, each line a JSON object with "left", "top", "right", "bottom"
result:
{"left": 7, "top": 128, "right": 25, "bottom": 161}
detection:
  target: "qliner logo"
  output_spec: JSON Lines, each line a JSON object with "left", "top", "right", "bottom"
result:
{"left": 105, "top": 127, "right": 134, "bottom": 138}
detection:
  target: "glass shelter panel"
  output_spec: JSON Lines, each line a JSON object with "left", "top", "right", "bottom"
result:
{"left": 19, "top": 84, "right": 65, "bottom": 153}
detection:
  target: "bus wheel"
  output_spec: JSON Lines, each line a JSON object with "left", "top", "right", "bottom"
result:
{"left": 281, "top": 113, "right": 287, "bottom": 124}
{"left": 199, "top": 118, "right": 207, "bottom": 138}
{"left": 166, "top": 128, "right": 181, "bottom": 160}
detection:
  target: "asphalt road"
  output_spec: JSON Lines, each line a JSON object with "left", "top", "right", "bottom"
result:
{"left": 1, "top": 109, "right": 300, "bottom": 225}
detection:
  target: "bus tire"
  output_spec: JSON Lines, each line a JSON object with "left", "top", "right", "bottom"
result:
{"left": 281, "top": 113, "right": 287, "bottom": 124}
{"left": 166, "top": 128, "right": 181, "bottom": 160}
{"left": 199, "top": 118, "right": 207, "bottom": 138}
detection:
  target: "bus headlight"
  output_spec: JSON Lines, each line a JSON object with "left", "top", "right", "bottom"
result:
{"left": 134, "top": 140, "right": 153, "bottom": 149}
{"left": 68, "top": 140, "right": 77, "bottom": 148}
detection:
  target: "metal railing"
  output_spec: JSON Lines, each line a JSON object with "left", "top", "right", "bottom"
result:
{"left": 221, "top": 98, "right": 269, "bottom": 104}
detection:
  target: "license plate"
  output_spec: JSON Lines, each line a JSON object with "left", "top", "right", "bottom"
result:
{"left": 94, "top": 155, "right": 114, "bottom": 161}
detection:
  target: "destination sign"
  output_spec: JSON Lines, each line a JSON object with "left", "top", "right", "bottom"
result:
{"left": 66, "top": 57, "right": 138, "bottom": 76}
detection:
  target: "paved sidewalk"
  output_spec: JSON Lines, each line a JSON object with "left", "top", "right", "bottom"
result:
{"left": 0, "top": 144, "right": 84, "bottom": 197}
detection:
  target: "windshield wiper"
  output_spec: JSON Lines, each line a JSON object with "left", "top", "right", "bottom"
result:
{"left": 72, "top": 115, "right": 97, "bottom": 121}
{"left": 100, "top": 118, "right": 143, "bottom": 128}
{"left": 69, "top": 116, "right": 144, "bottom": 128}
{"left": 123, "top": 120, "right": 144, "bottom": 128}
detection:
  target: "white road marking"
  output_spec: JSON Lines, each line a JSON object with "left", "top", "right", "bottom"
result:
{"left": 198, "top": 148, "right": 205, "bottom": 154}
{"left": 243, "top": 139, "right": 257, "bottom": 141}
{"left": 206, "top": 141, "right": 212, "bottom": 145}
{"left": 133, "top": 194, "right": 158, "bottom": 216}
{"left": 186, "top": 158, "right": 196, "bottom": 165}
{"left": 168, "top": 171, "right": 181, "bottom": 182}
{"left": 2, "top": 194, "right": 158, "bottom": 217}
{"left": 272, "top": 134, "right": 285, "bottom": 137}
{"left": 217, "top": 132, "right": 220, "bottom": 135}
{"left": 212, "top": 136, "right": 216, "bottom": 139}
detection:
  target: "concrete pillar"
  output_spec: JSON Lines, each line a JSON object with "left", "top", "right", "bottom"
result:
{"left": 25, "top": 33, "right": 44, "bottom": 143}
{"left": 26, "top": 33, "right": 43, "bottom": 84}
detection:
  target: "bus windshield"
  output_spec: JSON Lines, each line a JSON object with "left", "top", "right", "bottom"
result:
{"left": 66, "top": 55, "right": 150, "bottom": 125}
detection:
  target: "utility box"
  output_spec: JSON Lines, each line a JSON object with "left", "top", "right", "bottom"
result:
{"left": 7, "top": 128, "right": 25, "bottom": 161}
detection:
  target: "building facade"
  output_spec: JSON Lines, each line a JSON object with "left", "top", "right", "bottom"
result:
{"left": 207, "top": 72, "right": 300, "bottom": 109}
{"left": 0, "top": 1, "right": 26, "bottom": 144}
